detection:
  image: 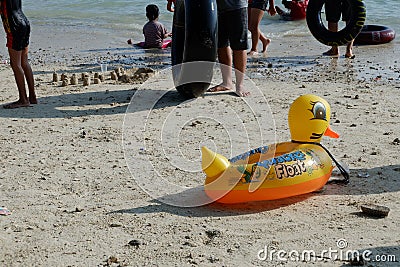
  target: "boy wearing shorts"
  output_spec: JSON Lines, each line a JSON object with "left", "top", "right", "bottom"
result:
{"left": 208, "top": 0, "right": 250, "bottom": 96}
{"left": 0, "top": 0, "right": 36, "bottom": 108}
{"left": 323, "top": 0, "right": 355, "bottom": 58}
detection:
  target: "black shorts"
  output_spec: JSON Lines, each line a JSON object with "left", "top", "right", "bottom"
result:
{"left": 6, "top": 14, "right": 31, "bottom": 51}
{"left": 248, "top": 0, "right": 268, "bottom": 11}
{"left": 325, "top": 0, "right": 351, "bottom": 22}
{"left": 218, "top": 7, "right": 249, "bottom": 50}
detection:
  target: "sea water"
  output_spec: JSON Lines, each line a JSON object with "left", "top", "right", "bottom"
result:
{"left": 23, "top": 0, "right": 400, "bottom": 40}
{"left": 24, "top": 0, "right": 174, "bottom": 37}
{"left": 1, "top": 0, "right": 397, "bottom": 74}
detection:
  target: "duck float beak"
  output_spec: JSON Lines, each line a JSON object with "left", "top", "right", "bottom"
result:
{"left": 324, "top": 126, "right": 339, "bottom": 138}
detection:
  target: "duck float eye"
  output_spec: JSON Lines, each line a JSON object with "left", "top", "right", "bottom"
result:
{"left": 310, "top": 101, "right": 326, "bottom": 120}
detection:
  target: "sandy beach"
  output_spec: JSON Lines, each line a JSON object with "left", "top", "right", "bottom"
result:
{"left": 1, "top": 23, "right": 400, "bottom": 267}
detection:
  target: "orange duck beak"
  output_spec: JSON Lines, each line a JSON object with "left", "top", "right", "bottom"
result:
{"left": 324, "top": 126, "right": 339, "bottom": 138}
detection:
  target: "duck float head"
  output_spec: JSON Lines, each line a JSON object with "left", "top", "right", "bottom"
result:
{"left": 201, "top": 94, "right": 347, "bottom": 203}
{"left": 288, "top": 94, "right": 339, "bottom": 143}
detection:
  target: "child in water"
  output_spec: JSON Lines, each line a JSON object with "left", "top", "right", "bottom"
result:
{"left": 275, "top": 0, "right": 308, "bottom": 21}
{"left": 127, "top": 4, "right": 172, "bottom": 49}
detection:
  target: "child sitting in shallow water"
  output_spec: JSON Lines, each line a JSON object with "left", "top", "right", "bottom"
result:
{"left": 275, "top": 0, "right": 308, "bottom": 21}
{"left": 127, "top": 4, "right": 172, "bottom": 49}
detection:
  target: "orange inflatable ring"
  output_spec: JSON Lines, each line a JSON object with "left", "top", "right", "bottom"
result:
{"left": 354, "top": 25, "right": 396, "bottom": 45}
{"left": 201, "top": 95, "right": 349, "bottom": 204}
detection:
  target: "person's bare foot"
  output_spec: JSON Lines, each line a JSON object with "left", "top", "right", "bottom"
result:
{"left": 261, "top": 38, "right": 271, "bottom": 54}
{"left": 345, "top": 48, "right": 355, "bottom": 59}
{"left": 3, "top": 100, "right": 30, "bottom": 109}
{"left": 247, "top": 50, "right": 259, "bottom": 57}
{"left": 236, "top": 85, "right": 250, "bottom": 97}
{"left": 344, "top": 53, "right": 355, "bottom": 59}
{"left": 29, "top": 95, "right": 38, "bottom": 104}
{"left": 322, "top": 48, "right": 339, "bottom": 57}
{"left": 207, "top": 84, "right": 231, "bottom": 92}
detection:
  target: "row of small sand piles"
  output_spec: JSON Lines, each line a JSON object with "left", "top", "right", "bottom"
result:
{"left": 52, "top": 67, "right": 156, "bottom": 86}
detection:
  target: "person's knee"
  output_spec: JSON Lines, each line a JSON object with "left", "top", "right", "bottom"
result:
{"left": 248, "top": 23, "right": 258, "bottom": 33}
{"left": 21, "top": 61, "right": 31, "bottom": 71}
{"left": 9, "top": 60, "right": 21, "bottom": 71}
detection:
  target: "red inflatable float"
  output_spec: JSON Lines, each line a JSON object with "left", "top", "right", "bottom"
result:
{"left": 354, "top": 25, "right": 396, "bottom": 45}
{"left": 135, "top": 40, "right": 172, "bottom": 49}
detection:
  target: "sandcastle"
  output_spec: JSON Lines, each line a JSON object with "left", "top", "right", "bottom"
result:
{"left": 52, "top": 67, "right": 155, "bottom": 87}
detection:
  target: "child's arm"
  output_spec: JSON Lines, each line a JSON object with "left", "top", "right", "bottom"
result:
{"left": 167, "top": 0, "right": 175, "bottom": 12}
{"left": 162, "top": 24, "right": 172, "bottom": 39}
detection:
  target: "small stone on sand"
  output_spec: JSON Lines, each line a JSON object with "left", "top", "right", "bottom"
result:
{"left": 360, "top": 204, "right": 390, "bottom": 218}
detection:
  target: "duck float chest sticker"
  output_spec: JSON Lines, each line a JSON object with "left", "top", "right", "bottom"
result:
{"left": 255, "top": 150, "right": 308, "bottom": 180}
{"left": 231, "top": 149, "right": 308, "bottom": 184}
{"left": 229, "top": 146, "right": 329, "bottom": 188}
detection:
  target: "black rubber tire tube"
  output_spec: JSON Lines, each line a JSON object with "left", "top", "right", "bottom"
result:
{"left": 306, "top": 0, "right": 366, "bottom": 46}
{"left": 171, "top": 0, "right": 218, "bottom": 98}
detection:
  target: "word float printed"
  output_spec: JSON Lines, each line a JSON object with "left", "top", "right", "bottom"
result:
{"left": 275, "top": 160, "right": 307, "bottom": 179}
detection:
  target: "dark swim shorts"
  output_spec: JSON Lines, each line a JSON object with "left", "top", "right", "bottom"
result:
{"left": 218, "top": 7, "right": 249, "bottom": 50}
{"left": 5, "top": 14, "right": 31, "bottom": 51}
{"left": 248, "top": 0, "right": 268, "bottom": 11}
{"left": 325, "top": 0, "right": 351, "bottom": 23}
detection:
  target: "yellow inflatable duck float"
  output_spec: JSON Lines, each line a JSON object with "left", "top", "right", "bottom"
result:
{"left": 201, "top": 94, "right": 348, "bottom": 203}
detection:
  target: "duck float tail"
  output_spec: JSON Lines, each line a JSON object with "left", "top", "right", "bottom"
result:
{"left": 201, "top": 94, "right": 348, "bottom": 204}
{"left": 201, "top": 146, "right": 231, "bottom": 178}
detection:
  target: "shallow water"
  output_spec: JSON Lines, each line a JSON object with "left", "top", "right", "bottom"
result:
{"left": 1, "top": 0, "right": 398, "bottom": 84}
{"left": 23, "top": 0, "right": 400, "bottom": 39}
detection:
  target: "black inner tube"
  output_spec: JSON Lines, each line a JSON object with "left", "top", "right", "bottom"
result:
{"left": 306, "top": 0, "right": 366, "bottom": 46}
{"left": 360, "top": 25, "right": 389, "bottom": 32}
{"left": 171, "top": 0, "right": 218, "bottom": 99}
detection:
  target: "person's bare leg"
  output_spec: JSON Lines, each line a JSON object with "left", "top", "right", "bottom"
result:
{"left": 344, "top": 22, "right": 355, "bottom": 58}
{"left": 208, "top": 47, "right": 233, "bottom": 92}
{"left": 275, "top": 6, "right": 284, "bottom": 15}
{"left": 233, "top": 49, "right": 250, "bottom": 97}
{"left": 248, "top": 8, "right": 266, "bottom": 55}
{"left": 255, "top": 9, "right": 270, "bottom": 54}
{"left": 345, "top": 39, "right": 355, "bottom": 58}
{"left": 21, "top": 46, "right": 37, "bottom": 104}
{"left": 323, "top": 22, "right": 339, "bottom": 57}
{"left": 261, "top": 36, "right": 271, "bottom": 54}
{"left": 3, "top": 48, "right": 30, "bottom": 109}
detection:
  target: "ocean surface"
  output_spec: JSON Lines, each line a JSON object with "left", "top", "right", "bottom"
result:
{"left": 1, "top": 0, "right": 397, "bottom": 80}
{"left": 22, "top": 0, "right": 400, "bottom": 40}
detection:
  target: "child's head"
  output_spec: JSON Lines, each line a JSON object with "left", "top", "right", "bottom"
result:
{"left": 146, "top": 4, "right": 159, "bottom": 21}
